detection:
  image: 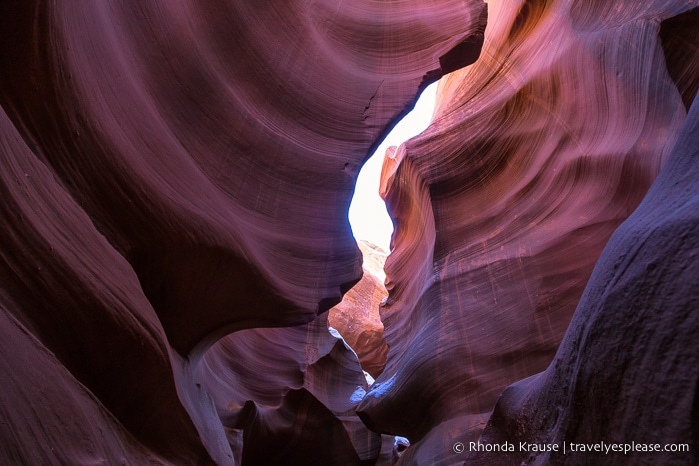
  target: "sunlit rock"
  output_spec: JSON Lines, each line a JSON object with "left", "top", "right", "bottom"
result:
{"left": 329, "top": 240, "right": 389, "bottom": 378}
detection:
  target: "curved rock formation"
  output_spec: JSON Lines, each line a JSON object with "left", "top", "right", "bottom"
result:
{"left": 0, "top": 0, "right": 486, "bottom": 464}
{"left": 197, "top": 312, "right": 380, "bottom": 464}
{"left": 358, "top": 0, "right": 699, "bottom": 463}
{"left": 2, "top": 0, "right": 697, "bottom": 464}
{"left": 470, "top": 83, "right": 699, "bottom": 466}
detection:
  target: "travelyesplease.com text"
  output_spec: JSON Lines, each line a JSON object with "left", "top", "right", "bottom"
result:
{"left": 456, "top": 440, "right": 690, "bottom": 455}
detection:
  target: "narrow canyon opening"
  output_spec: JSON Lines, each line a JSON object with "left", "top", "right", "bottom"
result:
{"left": 327, "top": 83, "right": 439, "bottom": 380}
{"left": 348, "top": 82, "right": 439, "bottom": 253}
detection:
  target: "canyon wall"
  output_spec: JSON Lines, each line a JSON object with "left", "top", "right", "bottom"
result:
{"left": 470, "top": 84, "right": 699, "bottom": 465}
{"left": 1, "top": 0, "right": 697, "bottom": 465}
{"left": 0, "top": 0, "right": 486, "bottom": 464}
{"left": 358, "top": 0, "right": 699, "bottom": 464}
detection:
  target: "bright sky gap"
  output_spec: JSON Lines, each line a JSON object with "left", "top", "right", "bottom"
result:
{"left": 348, "top": 82, "right": 438, "bottom": 252}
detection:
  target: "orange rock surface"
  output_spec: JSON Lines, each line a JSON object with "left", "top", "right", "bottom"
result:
{"left": 329, "top": 240, "right": 389, "bottom": 378}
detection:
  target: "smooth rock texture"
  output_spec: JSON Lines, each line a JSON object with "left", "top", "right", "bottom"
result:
{"left": 470, "top": 78, "right": 699, "bottom": 466}
{"left": 2, "top": 0, "right": 697, "bottom": 465}
{"left": 358, "top": 0, "right": 699, "bottom": 464}
{"left": 0, "top": 0, "right": 486, "bottom": 464}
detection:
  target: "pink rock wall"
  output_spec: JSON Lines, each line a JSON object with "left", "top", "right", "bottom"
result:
{"left": 358, "top": 0, "right": 699, "bottom": 463}
{"left": 0, "top": 0, "right": 486, "bottom": 464}
{"left": 471, "top": 75, "right": 699, "bottom": 466}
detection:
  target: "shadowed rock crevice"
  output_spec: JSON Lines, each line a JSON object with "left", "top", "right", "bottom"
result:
{"left": 660, "top": 6, "right": 699, "bottom": 111}
{"left": 197, "top": 312, "right": 382, "bottom": 465}
{"left": 439, "top": 5, "right": 488, "bottom": 75}
{"left": 226, "top": 389, "right": 365, "bottom": 466}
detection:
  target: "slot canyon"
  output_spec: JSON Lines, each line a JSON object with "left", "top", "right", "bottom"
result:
{"left": 0, "top": 1, "right": 697, "bottom": 465}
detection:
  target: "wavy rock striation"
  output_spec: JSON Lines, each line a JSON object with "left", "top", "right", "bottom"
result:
{"left": 2, "top": 0, "right": 697, "bottom": 464}
{"left": 0, "top": 0, "right": 487, "bottom": 464}
{"left": 358, "top": 0, "right": 699, "bottom": 463}
{"left": 470, "top": 81, "right": 699, "bottom": 466}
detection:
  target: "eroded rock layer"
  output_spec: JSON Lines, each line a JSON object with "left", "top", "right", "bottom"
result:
{"left": 0, "top": 0, "right": 487, "bottom": 464}
{"left": 470, "top": 83, "right": 699, "bottom": 466}
{"left": 358, "top": 0, "right": 699, "bottom": 463}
